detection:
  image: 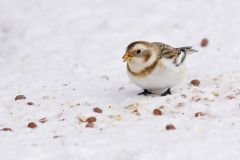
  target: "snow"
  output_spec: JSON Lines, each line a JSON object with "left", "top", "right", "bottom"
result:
{"left": 1, "top": 0, "right": 240, "bottom": 159}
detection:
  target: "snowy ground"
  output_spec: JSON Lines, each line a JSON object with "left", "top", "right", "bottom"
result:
{"left": 1, "top": 0, "right": 240, "bottom": 159}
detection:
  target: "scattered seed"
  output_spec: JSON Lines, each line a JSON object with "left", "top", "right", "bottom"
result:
{"left": 39, "top": 118, "right": 48, "bottom": 123}
{"left": 195, "top": 112, "right": 205, "bottom": 117}
{"left": 190, "top": 79, "right": 200, "bottom": 86}
{"left": 153, "top": 109, "right": 162, "bottom": 116}
{"left": 166, "top": 124, "right": 176, "bottom": 130}
{"left": 15, "top": 95, "right": 26, "bottom": 101}
{"left": 53, "top": 135, "right": 62, "bottom": 139}
{"left": 201, "top": 38, "right": 209, "bottom": 47}
{"left": 93, "top": 107, "right": 102, "bottom": 113}
{"left": 86, "top": 117, "right": 96, "bottom": 123}
{"left": 226, "top": 95, "right": 235, "bottom": 100}
{"left": 1, "top": 128, "right": 13, "bottom": 131}
{"left": 27, "top": 122, "right": 37, "bottom": 129}
{"left": 27, "top": 102, "right": 34, "bottom": 105}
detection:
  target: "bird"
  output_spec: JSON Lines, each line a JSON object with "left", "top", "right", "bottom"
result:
{"left": 122, "top": 41, "right": 197, "bottom": 96}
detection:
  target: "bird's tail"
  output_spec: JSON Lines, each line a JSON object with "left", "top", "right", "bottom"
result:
{"left": 177, "top": 46, "right": 198, "bottom": 54}
{"left": 175, "top": 46, "right": 198, "bottom": 66}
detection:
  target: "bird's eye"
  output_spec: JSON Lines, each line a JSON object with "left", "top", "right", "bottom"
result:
{"left": 136, "top": 50, "right": 141, "bottom": 54}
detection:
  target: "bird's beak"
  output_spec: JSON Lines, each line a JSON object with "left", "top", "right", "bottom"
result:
{"left": 122, "top": 52, "right": 133, "bottom": 62}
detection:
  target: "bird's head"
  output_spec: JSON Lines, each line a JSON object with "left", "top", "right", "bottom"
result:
{"left": 122, "top": 41, "right": 157, "bottom": 64}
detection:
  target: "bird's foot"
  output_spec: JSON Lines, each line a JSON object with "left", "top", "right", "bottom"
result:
{"left": 161, "top": 88, "right": 171, "bottom": 96}
{"left": 138, "top": 89, "right": 153, "bottom": 96}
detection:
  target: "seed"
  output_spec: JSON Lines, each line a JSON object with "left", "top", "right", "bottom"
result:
{"left": 153, "top": 109, "right": 162, "bottom": 116}
{"left": 27, "top": 122, "right": 37, "bottom": 129}
{"left": 190, "top": 79, "right": 200, "bottom": 86}
{"left": 86, "top": 117, "right": 96, "bottom": 123}
{"left": 15, "top": 95, "right": 26, "bottom": 101}
{"left": 93, "top": 107, "right": 102, "bottom": 113}
{"left": 201, "top": 38, "right": 208, "bottom": 47}
{"left": 195, "top": 112, "right": 205, "bottom": 117}
{"left": 166, "top": 124, "right": 176, "bottom": 130}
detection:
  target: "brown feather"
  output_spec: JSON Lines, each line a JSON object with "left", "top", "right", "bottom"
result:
{"left": 127, "top": 59, "right": 161, "bottom": 77}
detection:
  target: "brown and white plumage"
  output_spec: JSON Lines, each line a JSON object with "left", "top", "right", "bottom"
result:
{"left": 122, "top": 41, "right": 197, "bottom": 95}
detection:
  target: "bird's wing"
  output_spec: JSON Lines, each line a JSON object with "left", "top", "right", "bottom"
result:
{"left": 153, "top": 42, "right": 182, "bottom": 66}
{"left": 153, "top": 42, "right": 197, "bottom": 66}
{"left": 152, "top": 42, "right": 178, "bottom": 59}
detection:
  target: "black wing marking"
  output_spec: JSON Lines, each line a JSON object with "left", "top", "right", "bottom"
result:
{"left": 175, "top": 46, "right": 198, "bottom": 66}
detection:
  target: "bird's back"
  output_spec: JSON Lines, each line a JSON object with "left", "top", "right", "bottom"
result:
{"left": 152, "top": 42, "right": 179, "bottom": 59}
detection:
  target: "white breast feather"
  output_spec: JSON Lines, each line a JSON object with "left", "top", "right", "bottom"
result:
{"left": 127, "top": 58, "right": 186, "bottom": 91}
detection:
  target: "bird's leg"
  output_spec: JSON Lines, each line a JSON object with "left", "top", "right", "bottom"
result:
{"left": 138, "top": 89, "right": 153, "bottom": 96}
{"left": 161, "top": 88, "right": 171, "bottom": 96}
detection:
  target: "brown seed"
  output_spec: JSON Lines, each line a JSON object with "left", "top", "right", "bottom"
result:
{"left": 93, "top": 107, "right": 102, "bottom": 113}
{"left": 27, "top": 102, "right": 34, "bottom": 105}
{"left": 166, "top": 124, "right": 176, "bottom": 130}
{"left": 27, "top": 122, "right": 37, "bottom": 129}
{"left": 15, "top": 95, "right": 26, "bottom": 101}
{"left": 85, "top": 122, "right": 94, "bottom": 128}
{"left": 201, "top": 38, "right": 208, "bottom": 47}
{"left": 39, "top": 118, "right": 48, "bottom": 123}
{"left": 190, "top": 79, "right": 200, "bottom": 86}
{"left": 153, "top": 109, "right": 162, "bottom": 116}
{"left": 195, "top": 112, "right": 205, "bottom": 117}
{"left": 86, "top": 117, "right": 96, "bottom": 123}
{"left": 53, "top": 135, "right": 62, "bottom": 139}
{"left": 226, "top": 95, "right": 235, "bottom": 100}
{"left": 1, "top": 128, "right": 13, "bottom": 131}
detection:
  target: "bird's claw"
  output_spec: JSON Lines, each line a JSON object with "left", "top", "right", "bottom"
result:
{"left": 138, "top": 89, "right": 153, "bottom": 96}
{"left": 161, "top": 88, "right": 171, "bottom": 96}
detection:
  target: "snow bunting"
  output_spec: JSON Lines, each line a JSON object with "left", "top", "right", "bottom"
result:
{"left": 122, "top": 41, "right": 197, "bottom": 96}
